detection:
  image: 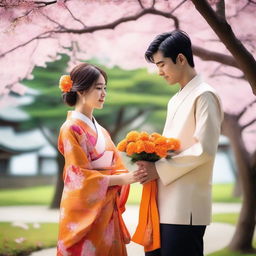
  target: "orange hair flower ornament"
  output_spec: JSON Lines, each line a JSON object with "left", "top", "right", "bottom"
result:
{"left": 59, "top": 75, "right": 73, "bottom": 92}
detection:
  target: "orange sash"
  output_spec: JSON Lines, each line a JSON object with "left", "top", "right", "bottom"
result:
{"left": 132, "top": 180, "right": 160, "bottom": 252}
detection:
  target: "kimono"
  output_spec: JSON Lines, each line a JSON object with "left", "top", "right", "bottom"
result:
{"left": 57, "top": 111, "right": 130, "bottom": 256}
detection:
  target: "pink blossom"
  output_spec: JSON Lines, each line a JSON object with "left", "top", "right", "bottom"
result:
{"left": 14, "top": 237, "right": 26, "bottom": 244}
{"left": 0, "top": 0, "right": 255, "bottom": 154}
{"left": 12, "top": 222, "right": 29, "bottom": 230}
{"left": 33, "top": 223, "right": 40, "bottom": 229}
{"left": 57, "top": 0, "right": 66, "bottom": 8}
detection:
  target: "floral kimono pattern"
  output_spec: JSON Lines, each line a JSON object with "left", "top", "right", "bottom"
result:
{"left": 57, "top": 111, "right": 130, "bottom": 256}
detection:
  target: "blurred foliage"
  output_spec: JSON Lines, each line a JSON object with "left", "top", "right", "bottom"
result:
{"left": 0, "top": 222, "right": 57, "bottom": 255}
{"left": 21, "top": 55, "right": 178, "bottom": 142}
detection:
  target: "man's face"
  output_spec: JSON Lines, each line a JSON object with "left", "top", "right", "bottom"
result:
{"left": 152, "top": 50, "right": 183, "bottom": 86}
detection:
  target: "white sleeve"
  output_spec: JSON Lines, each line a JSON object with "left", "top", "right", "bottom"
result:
{"left": 155, "top": 92, "right": 223, "bottom": 186}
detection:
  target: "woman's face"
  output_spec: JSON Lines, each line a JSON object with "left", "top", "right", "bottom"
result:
{"left": 80, "top": 74, "right": 107, "bottom": 110}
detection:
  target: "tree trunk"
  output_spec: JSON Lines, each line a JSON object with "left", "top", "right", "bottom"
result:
{"left": 50, "top": 152, "right": 64, "bottom": 209}
{"left": 222, "top": 114, "right": 256, "bottom": 252}
{"left": 232, "top": 174, "right": 242, "bottom": 198}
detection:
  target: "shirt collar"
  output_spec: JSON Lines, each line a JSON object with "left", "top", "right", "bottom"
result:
{"left": 177, "top": 74, "right": 203, "bottom": 98}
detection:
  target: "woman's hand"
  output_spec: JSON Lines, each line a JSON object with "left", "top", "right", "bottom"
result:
{"left": 108, "top": 169, "right": 148, "bottom": 186}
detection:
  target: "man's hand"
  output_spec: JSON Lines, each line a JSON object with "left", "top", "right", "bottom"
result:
{"left": 135, "top": 161, "right": 159, "bottom": 184}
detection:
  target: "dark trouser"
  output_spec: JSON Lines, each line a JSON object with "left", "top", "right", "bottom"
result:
{"left": 145, "top": 224, "right": 206, "bottom": 256}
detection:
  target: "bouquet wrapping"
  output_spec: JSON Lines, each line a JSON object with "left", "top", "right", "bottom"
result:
{"left": 117, "top": 131, "right": 180, "bottom": 251}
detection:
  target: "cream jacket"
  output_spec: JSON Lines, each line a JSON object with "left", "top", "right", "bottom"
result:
{"left": 155, "top": 75, "right": 223, "bottom": 225}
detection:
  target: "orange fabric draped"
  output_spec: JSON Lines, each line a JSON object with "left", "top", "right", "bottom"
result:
{"left": 57, "top": 112, "right": 130, "bottom": 256}
{"left": 132, "top": 180, "right": 160, "bottom": 252}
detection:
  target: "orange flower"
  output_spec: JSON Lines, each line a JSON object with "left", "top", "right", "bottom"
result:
{"left": 117, "top": 139, "right": 128, "bottom": 152}
{"left": 166, "top": 138, "right": 181, "bottom": 151}
{"left": 150, "top": 132, "right": 162, "bottom": 140}
{"left": 135, "top": 140, "right": 146, "bottom": 153}
{"left": 155, "top": 145, "right": 168, "bottom": 158}
{"left": 126, "top": 131, "right": 140, "bottom": 142}
{"left": 154, "top": 137, "right": 167, "bottom": 145}
{"left": 144, "top": 141, "right": 155, "bottom": 154}
{"left": 120, "top": 131, "right": 180, "bottom": 161}
{"left": 139, "top": 131, "right": 149, "bottom": 141}
{"left": 126, "top": 142, "right": 137, "bottom": 156}
{"left": 59, "top": 75, "right": 73, "bottom": 92}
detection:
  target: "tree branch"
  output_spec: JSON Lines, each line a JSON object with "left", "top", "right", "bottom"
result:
{"left": 192, "top": 45, "right": 238, "bottom": 68}
{"left": 53, "top": 7, "right": 180, "bottom": 33}
{"left": 237, "top": 99, "right": 256, "bottom": 120}
{"left": 216, "top": 0, "right": 226, "bottom": 19}
{"left": 41, "top": 13, "right": 68, "bottom": 30}
{"left": 114, "top": 106, "right": 125, "bottom": 132}
{"left": 210, "top": 71, "right": 246, "bottom": 80}
{"left": 37, "top": 121, "right": 57, "bottom": 148}
{"left": 0, "top": 31, "right": 52, "bottom": 58}
{"left": 191, "top": 0, "right": 256, "bottom": 95}
{"left": 170, "top": 0, "right": 187, "bottom": 14}
{"left": 64, "top": 4, "right": 86, "bottom": 27}
{"left": 137, "top": 0, "right": 145, "bottom": 9}
{"left": 151, "top": 0, "right": 156, "bottom": 8}
{"left": 241, "top": 118, "right": 256, "bottom": 131}
{"left": 34, "top": 0, "right": 57, "bottom": 7}
{"left": 0, "top": 7, "right": 180, "bottom": 58}
{"left": 0, "top": 0, "right": 59, "bottom": 8}
{"left": 121, "top": 109, "right": 145, "bottom": 128}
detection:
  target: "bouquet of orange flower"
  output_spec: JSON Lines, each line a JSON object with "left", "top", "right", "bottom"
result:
{"left": 117, "top": 131, "right": 180, "bottom": 252}
{"left": 117, "top": 131, "right": 180, "bottom": 162}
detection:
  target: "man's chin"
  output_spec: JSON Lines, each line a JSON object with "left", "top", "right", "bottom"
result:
{"left": 165, "top": 78, "right": 176, "bottom": 85}
{"left": 167, "top": 80, "right": 176, "bottom": 86}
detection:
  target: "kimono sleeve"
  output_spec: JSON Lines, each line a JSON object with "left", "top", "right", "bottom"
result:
{"left": 57, "top": 124, "right": 110, "bottom": 248}
{"left": 155, "top": 92, "right": 223, "bottom": 186}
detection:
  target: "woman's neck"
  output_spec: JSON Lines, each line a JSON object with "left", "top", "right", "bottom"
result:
{"left": 74, "top": 105, "right": 93, "bottom": 120}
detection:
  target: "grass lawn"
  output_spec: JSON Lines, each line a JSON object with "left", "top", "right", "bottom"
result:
{"left": 0, "top": 222, "right": 58, "bottom": 256}
{"left": 0, "top": 183, "right": 241, "bottom": 206}
{"left": 208, "top": 247, "right": 256, "bottom": 256}
{"left": 212, "top": 184, "right": 241, "bottom": 203}
{"left": 0, "top": 186, "right": 55, "bottom": 206}
{"left": 207, "top": 212, "right": 256, "bottom": 256}
{"left": 212, "top": 213, "right": 239, "bottom": 225}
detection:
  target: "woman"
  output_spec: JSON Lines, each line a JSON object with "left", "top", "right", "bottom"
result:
{"left": 57, "top": 63, "right": 144, "bottom": 256}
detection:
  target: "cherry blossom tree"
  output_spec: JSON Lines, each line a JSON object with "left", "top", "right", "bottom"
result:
{"left": 0, "top": 0, "right": 256, "bottom": 253}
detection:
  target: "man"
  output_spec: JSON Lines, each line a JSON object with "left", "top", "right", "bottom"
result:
{"left": 138, "top": 30, "right": 223, "bottom": 256}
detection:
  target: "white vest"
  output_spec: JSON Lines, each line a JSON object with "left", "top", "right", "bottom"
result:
{"left": 155, "top": 75, "right": 223, "bottom": 225}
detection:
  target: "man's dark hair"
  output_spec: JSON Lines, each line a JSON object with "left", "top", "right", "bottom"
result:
{"left": 145, "top": 30, "right": 195, "bottom": 67}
